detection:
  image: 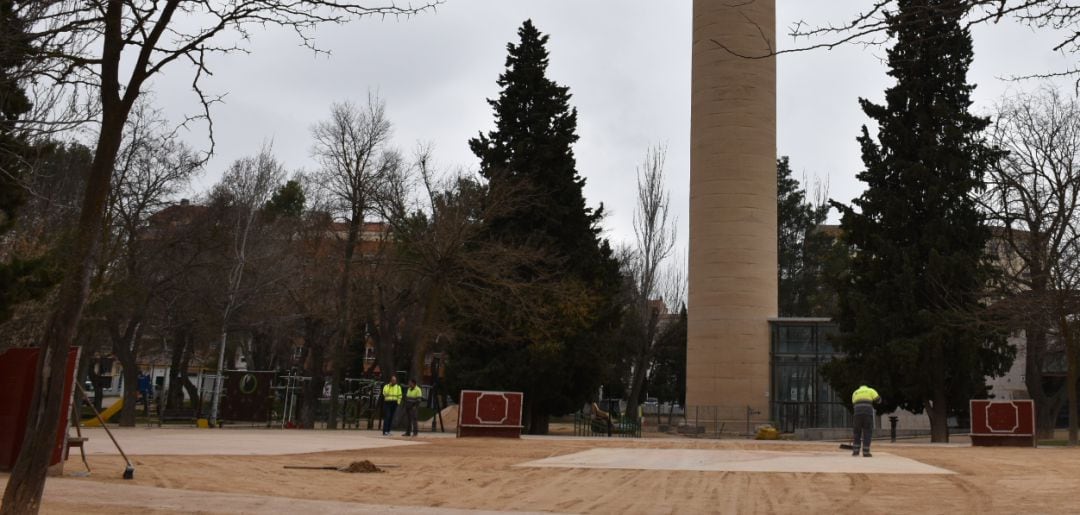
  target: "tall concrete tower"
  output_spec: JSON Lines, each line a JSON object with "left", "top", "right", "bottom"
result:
{"left": 687, "top": 1, "right": 777, "bottom": 424}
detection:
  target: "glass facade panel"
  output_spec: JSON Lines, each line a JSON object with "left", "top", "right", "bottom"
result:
{"left": 778, "top": 326, "right": 814, "bottom": 354}
{"left": 770, "top": 320, "right": 847, "bottom": 431}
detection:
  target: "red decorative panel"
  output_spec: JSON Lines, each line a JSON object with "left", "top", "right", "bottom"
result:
{"left": 457, "top": 390, "right": 523, "bottom": 438}
{"left": 970, "top": 400, "right": 1036, "bottom": 447}
{"left": 0, "top": 347, "right": 80, "bottom": 471}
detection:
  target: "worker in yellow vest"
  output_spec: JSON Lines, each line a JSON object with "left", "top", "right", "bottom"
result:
{"left": 381, "top": 376, "right": 403, "bottom": 436}
{"left": 403, "top": 379, "right": 424, "bottom": 437}
{"left": 851, "top": 384, "right": 881, "bottom": 457}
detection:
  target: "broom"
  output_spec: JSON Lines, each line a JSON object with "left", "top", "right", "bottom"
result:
{"left": 76, "top": 384, "right": 135, "bottom": 479}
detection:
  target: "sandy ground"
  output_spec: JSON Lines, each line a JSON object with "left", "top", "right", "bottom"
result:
{"left": 13, "top": 430, "right": 1080, "bottom": 514}
{"left": 78, "top": 427, "right": 425, "bottom": 455}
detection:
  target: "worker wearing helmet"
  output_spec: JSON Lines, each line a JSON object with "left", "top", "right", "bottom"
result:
{"left": 851, "top": 384, "right": 881, "bottom": 457}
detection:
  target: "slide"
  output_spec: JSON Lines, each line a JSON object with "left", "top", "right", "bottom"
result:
{"left": 82, "top": 398, "right": 122, "bottom": 427}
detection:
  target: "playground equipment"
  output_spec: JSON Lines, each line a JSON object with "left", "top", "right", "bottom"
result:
{"left": 575, "top": 399, "right": 641, "bottom": 438}
{"left": 272, "top": 372, "right": 384, "bottom": 429}
{"left": 82, "top": 398, "right": 123, "bottom": 427}
{"left": 341, "top": 378, "right": 381, "bottom": 429}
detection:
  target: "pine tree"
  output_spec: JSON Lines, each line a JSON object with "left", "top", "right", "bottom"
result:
{"left": 450, "top": 20, "right": 622, "bottom": 434}
{"left": 265, "top": 179, "right": 305, "bottom": 218}
{"left": 822, "top": 0, "right": 1013, "bottom": 443}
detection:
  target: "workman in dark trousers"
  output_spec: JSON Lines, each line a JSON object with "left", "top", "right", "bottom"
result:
{"left": 851, "top": 384, "right": 881, "bottom": 457}
{"left": 381, "top": 376, "right": 402, "bottom": 436}
{"left": 403, "top": 379, "right": 423, "bottom": 436}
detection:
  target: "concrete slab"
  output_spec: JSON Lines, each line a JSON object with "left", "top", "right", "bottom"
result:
{"left": 519, "top": 447, "right": 954, "bottom": 475}
{"left": 80, "top": 428, "right": 423, "bottom": 456}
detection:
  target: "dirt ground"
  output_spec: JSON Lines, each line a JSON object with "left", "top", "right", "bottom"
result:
{"left": 23, "top": 433, "right": 1080, "bottom": 514}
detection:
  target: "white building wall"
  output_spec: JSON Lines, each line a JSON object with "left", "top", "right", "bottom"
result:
{"left": 985, "top": 332, "right": 1029, "bottom": 401}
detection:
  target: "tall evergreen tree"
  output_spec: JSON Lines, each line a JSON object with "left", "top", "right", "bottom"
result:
{"left": 821, "top": 0, "right": 1013, "bottom": 442}
{"left": 777, "top": 157, "right": 831, "bottom": 317}
{"left": 450, "top": 20, "right": 622, "bottom": 434}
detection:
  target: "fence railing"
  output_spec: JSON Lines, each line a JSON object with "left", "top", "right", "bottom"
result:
{"left": 641, "top": 405, "right": 773, "bottom": 438}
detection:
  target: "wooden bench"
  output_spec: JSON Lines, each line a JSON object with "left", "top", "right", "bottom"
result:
{"left": 158, "top": 408, "right": 198, "bottom": 426}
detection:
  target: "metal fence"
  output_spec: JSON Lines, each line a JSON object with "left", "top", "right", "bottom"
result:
{"left": 642, "top": 405, "right": 772, "bottom": 438}
{"left": 772, "top": 400, "right": 850, "bottom": 433}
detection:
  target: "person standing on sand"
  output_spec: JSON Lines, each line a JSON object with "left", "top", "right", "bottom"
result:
{"left": 403, "top": 379, "right": 423, "bottom": 437}
{"left": 381, "top": 376, "right": 402, "bottom": 436}
{"left": 851, "top": 384, "right": 881, "bottom": 457}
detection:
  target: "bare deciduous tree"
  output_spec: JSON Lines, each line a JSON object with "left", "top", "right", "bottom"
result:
{"left": 207, "top": 146, "right": 286, "bottom": 425}
{"left": 719, "top": 1, "right": 1080, "bottom": 86}
{"left": 625, "top": 144, "right": 677, "bottom": 423}
{"left": 5, "top": 3, "right": 435, "bottom": 511}
{"left": 100, "top": 99, "right": 200, "bottom": 427}
{"left": 984, "top": 86, "right": 1080, "bottom": 443}
{"left": 311, "top": 95, "right": 397, "bottom": 428}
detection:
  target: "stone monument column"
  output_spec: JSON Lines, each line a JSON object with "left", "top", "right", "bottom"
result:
{"left": 687, "top": 0, "right": 777, "bottom": 426}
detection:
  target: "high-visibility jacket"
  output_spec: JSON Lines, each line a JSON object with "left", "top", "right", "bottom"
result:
{"left": 852, "top": 385, "right": 880, "bottom": 405}
{"left": 382, "top": 383, "right": 403, "bottom": 404}
{"left": 405, "top": 386, "right": 423, "bottom": 405}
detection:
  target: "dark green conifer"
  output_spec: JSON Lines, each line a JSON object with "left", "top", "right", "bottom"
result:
{"left": 823, "top": 0, "right": 1013, "bottom": 442}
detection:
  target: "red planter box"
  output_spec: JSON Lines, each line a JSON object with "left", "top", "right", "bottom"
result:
{"left": 457, "top": 390, "right": 523, "bottom": 438}
{"left": 970, "top": 399, "right": 1036, "bottom": 447}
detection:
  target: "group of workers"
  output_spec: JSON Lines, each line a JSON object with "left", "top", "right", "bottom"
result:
{"left": 380, "top": 376, "right": 425, "bottom": 436}
{"left": 378, "top": 377, "right": 885, "bottom": 449}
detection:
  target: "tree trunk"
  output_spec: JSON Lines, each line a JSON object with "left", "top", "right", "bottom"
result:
{"left": 626, "top": 306, "right": 660, "bottom": 432}
{"left": 928, "top": 341, "right": 949, "bottom": 443}
{"left": 180, "top": 374, "right": 200, "bottom": 416}
{"left": 109, "top": 316, "right": 143, "bottom": 427}
{"left": 300, "top": 342, "right": 325, "bottom": 429}
{"left": 1022, "top": 322, "right": 1066, "bottom": 439}
{"left": 626, "top": 347, "right": 649, "bottom": 429}
{"left": 327, "top": 213, "right": 361, "bottom": 430}
{"left": 90, "top": 357, "right": 107, "bottom": 412}
{"left": 376, "top": 310, "right": 396, "bottom": 383}
{"left": 119, "top": 358, "right": 140, "bottom": 427}
{"left": 527, "top": 401, "right": 549, "bottom": 435}
{"left": 327, "top": 368, "right": 341, "bottom": 429}
{"left": 1068, "top": 337, "right": 1078, "bottom": 446}
{"left": 1, "top": 46, "right": 130, "bottom": 511}
{"left": 927, "top": 397, "right": 949, "bottom": 443}
{"left": 178, "top": 337, "right": 200, "bottom": 414}
{"left": 300, "top": 319, "right": 326, "bottom": 429}
{"left": 250, "top": 330, "right": 273, "bottom": 371}
{"left": 411, "top": 288, "right": 442, "bottom": 381}
{"left": 166, "top": 330, "right": 188, "bottom": 410}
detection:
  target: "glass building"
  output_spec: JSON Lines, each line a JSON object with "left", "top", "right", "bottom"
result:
{"left": 769, "top": 318, "right": 850, "bottom": 432}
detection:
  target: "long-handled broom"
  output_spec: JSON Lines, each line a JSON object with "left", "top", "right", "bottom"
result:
{"left": 76, "top": 384, "right": 135, "bottom": 479}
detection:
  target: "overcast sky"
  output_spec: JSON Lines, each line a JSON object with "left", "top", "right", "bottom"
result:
{"left": 149, "top": 1, "right": 1078, "bottom": 256}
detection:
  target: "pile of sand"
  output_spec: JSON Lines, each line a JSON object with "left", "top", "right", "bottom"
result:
{"left": 439, "top": 404, "right": 459, "bottom": 429}
{"left": 340, "top": 460, "right": 382, "bottom": 473}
